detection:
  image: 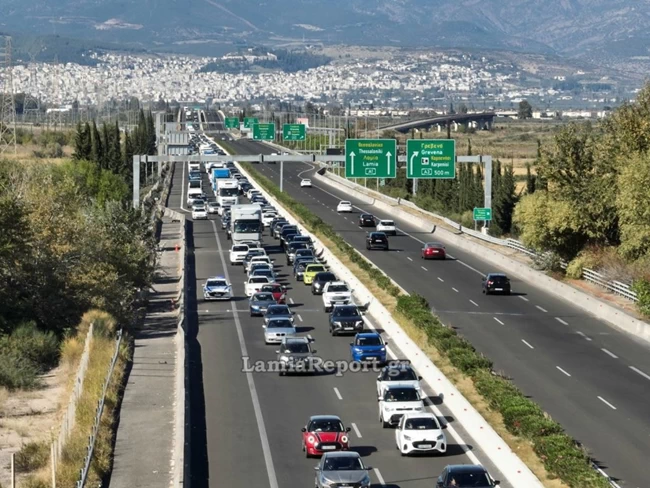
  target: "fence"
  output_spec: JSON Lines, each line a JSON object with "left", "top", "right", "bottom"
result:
{"left": 322, "top": 168, "right": 639, "bottom": 303}
{"left": 75, "top": 329, "right": 124, "bottom": 488}
{"left": 53, "top": 323, "right": 94, "bottom": 462}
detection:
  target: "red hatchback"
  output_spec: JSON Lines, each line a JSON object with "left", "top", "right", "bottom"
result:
{"left": 260, "top": 283, "right": 287, "bottom": 304}
{"left": 421, "top": 242, "right": 446, "bottom": 260}
{"left": 301, "top": 415, "right": 351, "bottom": 457}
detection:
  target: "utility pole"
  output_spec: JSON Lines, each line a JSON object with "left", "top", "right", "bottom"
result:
{"left": 0, "top": 36, "right": 17, "bottom": 155}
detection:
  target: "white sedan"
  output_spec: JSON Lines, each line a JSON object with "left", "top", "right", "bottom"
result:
{"left": 395, "top": 412, "right": 446, "bottom": 455}
{"left": 376, "top": 219, "right": 397, "bottom": 236}
{"left": 229, "top": 244, "right": 250, "bottom": 265}
{"left": 192, "top": 205, "right": 208, "bottom": 220}
{"left": 202, "top": 277, "right": 233, "bottom": 301}
{"left": 336, "top": 201, "right": 353, "bottom": 213}
{"left": 207, "top": 201, "right": 220, "bottom": 214}
{"left": 244, "top": 276, "right": 273, "bottom": 297}
{"left": 300, "top": 179, "right": 312, "bottom": 188}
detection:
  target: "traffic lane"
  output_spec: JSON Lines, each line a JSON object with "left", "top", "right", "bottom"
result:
{"left": 237, "top": 239, "right": 507, "bottom": 487}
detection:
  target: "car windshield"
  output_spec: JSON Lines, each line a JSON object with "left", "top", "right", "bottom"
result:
{"left": 268, "top": 319, "right": 293, "bottom": 329}
{"left": 218, "top": 188, "right": 239, "bottom": 196}
{"left": 357, "top": 336, "right": 382, "bottom": 346}
{"left": 306, "top": 265, "right": 325, "bottom": 273}
{"left": 334, "top": 307, "right": 359, "bottom": 317}
{"left": 316, "top": 273, "right": 336, "bottom": 281}
{"left": 245, "top": 251, "right": 265, "bottom": 260}
{"left": 383, "top": 368, "right": 418, "bottom": 381}
{"left": 448, "top": 472, "right": 492, "bottom": 487}
{"left": 404, "top": 418, "right": 438, "bottom": 430}
{"left": 253, "top": 270, "right": 273, "bottom": 278}
{"left": 206, "top": 280, "right": 227, "bottom": 287}
{"left": 233, "top": 246, "right": 248, "bottom": 252}
{"left": 309, "top": 419, "right": 344, "bottom": 432}
{"left": 323, "top": 456, "right": 364, "bottom": 471}
{"left": 384, "top": 388, "right": 419, "bottom": 402}
{"left": 328, "top": 285, "right": 349, "bottom": 292}
{"left": 490, "top": 275, "right": 509, "bottom": 283}
{"left": 267, "top": 306, "right": 289, "bottom": 315}
{"left": 381, "top": 221, "right": 394, "bottom": 226}
{"left": 284, "top": 343, "right": 310, "bottom": 354}
{"left": 290, "top": 243, "right": 308, "bottom": 251}
{"left": 340, "top": 201, "right": 351, "bottom": 206}
{"left": 234, "top": 221, "right": 262, "bottom": 233}
{"left": 250, "top": 277, "right": 269, "bottom": 283}
{"left": 194, "top": 206, "right": 206, "bottom": 211}
{"left": 253, "top": 293, "right": 274, "bottom": 302}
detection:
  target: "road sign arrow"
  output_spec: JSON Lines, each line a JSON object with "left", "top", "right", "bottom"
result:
{"left": 386, "top": 151, "right": 392, "bottom": 175}
{"left": 350, "top": 151, "right": 356, "bottom": 175}
{"left": 409, "top": 151, "right": 419, "bottom": 176}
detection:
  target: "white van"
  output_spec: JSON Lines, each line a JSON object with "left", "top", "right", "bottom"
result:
{"left": 187, "top": 187, "right": 204, "bottom": 206}
{"left": 189, "top": 161, "right": 201, "bottom": 172}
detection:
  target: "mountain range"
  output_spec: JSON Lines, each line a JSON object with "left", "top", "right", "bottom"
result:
{"left": 1, "top": 0, "right": 649, "bottom": 68}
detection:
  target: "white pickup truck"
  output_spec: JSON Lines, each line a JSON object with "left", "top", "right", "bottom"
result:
{"left": 322, "top": 281, "right": 353, "bottom": 312}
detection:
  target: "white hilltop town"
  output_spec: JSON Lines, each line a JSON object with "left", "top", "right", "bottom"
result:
{"left": 4, "top": 50, "right": 623, "bottom": 117}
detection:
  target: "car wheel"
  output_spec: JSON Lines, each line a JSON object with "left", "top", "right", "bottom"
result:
{"left": 385, "top": 246, "right": 389, "bottom": 251}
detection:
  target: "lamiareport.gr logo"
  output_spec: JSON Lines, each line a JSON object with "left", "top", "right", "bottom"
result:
{"left": 242, "top": 357, "right": 411, "bottom": 377}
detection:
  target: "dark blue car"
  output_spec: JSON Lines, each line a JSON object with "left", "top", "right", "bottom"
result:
{"left": 350, "top": 332, "right": 387, "bottom": 363}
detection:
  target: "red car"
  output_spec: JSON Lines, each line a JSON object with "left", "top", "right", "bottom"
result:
{"left": 421, "top": 242, "right": 446, "bottom": 260}
{"left": 260, "top": 283, "right": 287, "bottom": 304}
{"left": 301, "top": 415, "right": 351, "bottom": 457}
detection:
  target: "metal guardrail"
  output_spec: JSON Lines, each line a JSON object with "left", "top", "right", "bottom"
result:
{"left": 322, "top": 168, "right": 639, "bottom": 303}
{"left": 76, "top": 329, "right": 124, "bottom": 488}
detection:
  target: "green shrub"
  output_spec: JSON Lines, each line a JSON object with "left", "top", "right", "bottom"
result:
{"left": 446, "top": 347, "right": 493, "bottom": 373}
{"left": 518, "top": 414, "right": 564, "bottom": 438}
{"left": 0, "top": 348, "right": 41, "bottom": 389}
{"left": 15, "top": 441, "right": 50, "bottom": 472}
{"left": 565, "top": 256, "right": 586, "bottom": 279}
{"left": 632, "top": 279, "right": 650, "bottom": 317}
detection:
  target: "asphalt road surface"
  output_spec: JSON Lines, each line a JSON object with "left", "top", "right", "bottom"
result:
{"left": 167, "top": 160, "right": 510, "bottom": 488}
{"left": 221, "top": 134, "right": 650, "bottom": 488}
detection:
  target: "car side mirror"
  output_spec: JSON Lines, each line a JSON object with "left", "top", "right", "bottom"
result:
{"left": 494, "top": 481, "right": 500, "bottom": 486}
{"left": 275, "top": 350, "right": 280, "bottom": 354}
{"left": 349, "top": 342, "right": 353, "bottom": 346}
{"left": 346, "top": 427, "right": 351, "bottom": 432}
{"left": 378, "top": 396, "right": 382, "bottom": 401}
{"left": 312, "top": 350, "right": 317, "bottom": 354}
{"left": 301, "top": 427, "right": 307, "bottom": 432}
{"left": 262, "top": 325, "right": 266, "bottom": 329}
{"left": 436, "top": 483, "right": 444, "bottom": 488}
{"left": 314, "top": 466, "right": 320, "bottom": 471}
{"left": 418, "top": 376, "right": 423, "bottom": 381}
{"left": 365, "top": 466, "right": 372, "bottom": 470}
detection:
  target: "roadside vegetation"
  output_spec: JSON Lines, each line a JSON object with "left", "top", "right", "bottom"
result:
{"left": 240, "top": 161, "right": 609, "bottom": 488}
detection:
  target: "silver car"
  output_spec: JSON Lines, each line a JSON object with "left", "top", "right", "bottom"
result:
{"left": 263, "top": 318, "right": 297, "bottom": 344}
{"left": 314, "top": 452, "right": 372, "bottom": 488}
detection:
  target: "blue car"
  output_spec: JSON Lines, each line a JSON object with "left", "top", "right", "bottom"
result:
{"left": 350, "top": 332, "right": 387, "bottom": 363}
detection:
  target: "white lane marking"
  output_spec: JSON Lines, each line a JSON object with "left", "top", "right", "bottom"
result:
{"left": 493, "top": 317, "right": 504, "bottom": 325}
{"left": 351, "top": 423, "right": 362, "bottom": 438}
{"left": 597, "top": 396, "right": 617, "bottom": 410}
{"left": 630, "top": 366, "right": 650, "bottom": 381}
{"left": 456, "top": 259, "right": 483, "bottom": 276}
{"left": 407, "top": 257, "right": 413, "bottom": 261}
{"left": 518, "top": 296, "right": 529, "bottom": 302}
{"left": 555, "top": 317, "right": 569, "bottom": 325}
{"left": 452, "top": 287, "right": 459, "bottom": 293}
{"left": 469, "top": 300, "right": 479, "bottom": 307}
{"left": 333, "top": 387, "right": 343, "bottom": 400}
{"left": 374, "top": 468, "right": 385, "bottom": 486}
{"left": 421, "top": 266, "right": 428, "bottom": 271}
{"left": 601, "top": 348, "right": 618, "bottom": 359}
{"left": 522, "top": 339, "right": 534, "bottom": 349}
{"left": 536, "top": 305, "right": 548, "bottom": 313}
{"left": 289, "top": 297, "right": 294, "bottom": 304}
{"left": 556, "top": 366, "right": 571, "bottom": 377}
{"left": 297, "top": 314, "right": 303, "bottom": 322}
{"left": 576, "top": 331, "right": 592, "bottom": 341}
{"left": 209, "top": 220, "right": 279, "bottom": 488}
{"left": 437, "top": 277, "right": 444, "bottom": 282}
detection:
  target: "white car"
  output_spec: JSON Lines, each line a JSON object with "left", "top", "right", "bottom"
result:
{"left": 202, "top": 276, "right": 232, "bottom": 301}
{"left": 378, "top": 385, "right": 425, "bottom": 428}
{"left": 246, "top": 255, "right": 274, "bottom": 272}
{"left": 248, "top": 262, "right": 275, "bottom": 278}
{"left": 377, "top": 219, "right": 397, "bottom": 236}
{"left": 229, "top": 244, "right": 250, "bottom": 265}
{"left": 247, "top": 189, "right": 261, "bottom": 199}
{"left": 376, "top": 363, "right": 422, "bottom": 397}
{"left": 244, "top": 276, "right": 273, "bottom": 297}
{"left": 192, "top": 205, "right": 208, "bottom": 220}
{"left": 207, "top": 201, "right": 220, "bottom": 214}
{"left": 262, "top": 212, "right": 277, "bottom": 227}
{"left": 300, "top": 179, "right": 312, "bottom": 188}
{"left": 395, "top": 413, "right": 446, "bottom": 455}
{"left": 337, "top": 201, "right": 353, "bottom": 213}
{"left": 322, "top": 281, "right": 353, "bottom": 312}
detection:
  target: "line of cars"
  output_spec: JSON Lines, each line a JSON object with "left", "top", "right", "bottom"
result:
{"left": 198, "top": 159, "right": 502, "bottom": 487}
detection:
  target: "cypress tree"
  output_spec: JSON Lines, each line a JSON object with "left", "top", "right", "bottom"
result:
{"left": 534, "top": 139, "right": 548, "bottom": 191}
{"left": 147, "top": 111, "right": 156, "bottom": 155}
{"left": 73, "top": 122, "right": 91, "bottom": 161}
{"left": 91, "top": 121, "right": 103, "bottom": 165}
{"left": 525, "top": 162, "right": 536, "bottom": 194}
{"left": 112, "top": 121, "right": 122, "bottom": 174}
{"left": 101, "top": 123, "right": 111, "bottom": 170}
{"left": 123, "top": 130, "right": 134, "bottom": 182}
{"left": 473, "top": 164, "right": 484, "bottom": 208}
{"left": 493, "top": 164, "right": 518, "bottom": 235}
{"left": 135, "top": 109, "right": 147, "bottom": 154}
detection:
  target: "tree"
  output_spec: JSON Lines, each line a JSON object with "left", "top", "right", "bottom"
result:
{"left": 616, "top": 151, "right": 650, "bottom": 260}
{"left": 467, "top": 138, "right": 472, "bottom": 156}
{"left": 123, "top": 130, "right": 134, "bottom": 182}
{"left": 147, "top": 111, "right": 156, "bottom": 155}
{"left": 518, "top": 100, "right": 533, "bottom": 119}
{"left": 73, "top": 122, "right": 91, "bottom": 161}
{"left": 111, "top": 121, "right": 122, "bottom": 174}
{"left": 525, "top": 162, "right": 536, "bottom": 194}
{"left": 492, "top": 164, "right": 518, "bottom": 235}
{"left": 101, "top": 123, "right": 111, "bottom": 170}
{"left": 91, "top": 121, "right": 103, "bottom": 166}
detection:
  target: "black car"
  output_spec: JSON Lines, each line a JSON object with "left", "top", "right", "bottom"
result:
{"left": 366, "top": 232, "right": 389, "bottom": 250}
{"left": 482, "top": 273, "right": 511, "bottom": 295}
{"left": 277, "top": 224, "right": 298, "bottom": 240}
{"left": 281, "top": 231, "right": 301, "bottom": 249}
{"left": 328, "top": 305, "right": 364, "bottom": 336}
{"left": 311, "top": 272, "right": 338, "bottom": 295}
{"left": 271, "top": 219, "right": 288, "bottom": 236}
{"left": 359, "top": 213, "right": 376, "bottom": 227}
{"left": 293, "top": 257, "right": 316, "bottom": 281}
{"left": 286, "top": 242, "right": 309, "bottom": 264}
{"left": 436, "top": 464, "right": 500, "bottom": 487}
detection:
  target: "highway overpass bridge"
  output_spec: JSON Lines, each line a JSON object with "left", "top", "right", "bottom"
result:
{"left": 380, "top": 111, "right": 495, "bottom": 133}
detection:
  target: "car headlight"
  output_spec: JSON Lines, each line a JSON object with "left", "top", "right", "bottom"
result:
{"left": 340, "top": 435, "right": 348, "bottom": 443}
{"left": 279, "top": 355, "right": 288, "bottom": 362}
{"left": 307, "top": 435, "right": 315, "bottom": 444}
{"left": 415, "top": 406, "right": 424, "bottom": 411}
{"left": 333, "top": 321, "right": 342, "bottom": 326}
{"left": 403, "top": 434, "right": 412, "bottom": 441}
{"left": 380, "top": 347, "right": 386, "bottom": 351}
{"left": 437, "top": 434, "right": 444, "bottom": 440}
{"left": 355, "top": 321, "right": 363, "bottom": 326}
{"left": 353, "top": 347, "right": 363, "bottom": 352}
{"left": 384, "top": 406, "right": 394, "bottom": 412}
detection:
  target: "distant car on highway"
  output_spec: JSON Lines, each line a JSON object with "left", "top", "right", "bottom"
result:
{"left": 202, "top": 276, "right": 232, "bottom": 301}
{"left": 192, "top": 204, "right": 208, "bottom": 220}
{"left": 300, "top": 179, "right": 312, "bottom": 187}
{"left": 263, "top": 304, "right": 294, "bottom": 325}
{"left": 358, "top": 213, "right": 376, "bottom": 227}
{"left": 303, "top": 263, "right": 327, "bottom": 285}
{"left": 311, "top": 272, "right": 338, "bottom": 295}
{"left": 314, "top": 452, "right": 372, "bottom": 488}
{"left": 336, "top": 201, "right": 353, "bottom": 213}
{"left": 249, "top": 292, "right": 277, "bottom": 317}
{"left": 229, "top": 244, "right": 250, "bottom": 265}
{"left": 366, "top": 232, "right": 389, "bottom": 250}
{"left": 395, "top": 412, "right": 446, "bottom": 456}
{"left": 482, "top": 273, "right": 511, "bottom": 295}
{"left": 376, "top": 362, "right": 421, "bottom": 397}
{"left": 328, "top": 304, "right": 364, "bottom": 336}
{"left": 436, "top": 464, "right": 501, "bottom": 487}
{"left": 276, "top": 336, "right": 317, "bottom": 376}
{"left": 263, "top": 318, "right": 296, "bottom": 345}
{"left": 301, "top": 415, "right": 351, "bottom": 457}
{"left": 293, "top": 257, "right": 317, "bottom": 281}
{"left": 207, "top": 201, "right": 220, "bottom": 214}
{"left": 244, "top": 276, "right": 272, "bottom": 297}
{"left": 260, "top": 283, "right": 287, "bottom": 304}
{"left": 421, "top": 242, "right": 446, "bottom": 260}
{"left": 379, "top": 385, "right": 425, "bottom": 428}
{"left": 350, "top": 332, "right": 387, "bottom": 363}
{"left": 376, "top": 219, "right": 396, "bottom": 235}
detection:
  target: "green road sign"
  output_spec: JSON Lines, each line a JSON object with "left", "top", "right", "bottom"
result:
{"left": 225, "top": 117, "right": 240, "bottom": 129}
{"left": 406, "top": 139, "right": 456, "bottom": 179}
{"left": 283, "top": 123, "right": 306, "bottom": 141}
{"left": 244, "top": 117, "right": 259, "bottom": 129}
{"left": 253, "top": 123, "right": 276, "bottom": 141}
{"left": 473, "top": 207, "right": 492, "bottom": 221}
{"left": 345, "top": 139, "right": 396, "bottom": 178}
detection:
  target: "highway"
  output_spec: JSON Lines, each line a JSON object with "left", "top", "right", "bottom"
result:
{"left": 221, "top": 133, "right": 650, "bottom": 487}
{"left": 168, "top": 154, "right": 509, "bottom": 486}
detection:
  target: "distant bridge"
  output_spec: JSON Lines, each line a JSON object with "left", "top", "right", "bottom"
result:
{"left": 379, "top": 112, "right": 496, "bottom": 133}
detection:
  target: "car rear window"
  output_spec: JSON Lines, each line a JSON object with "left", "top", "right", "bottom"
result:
{"left": 233, "top": 246, "right": 248, "bottom": 252}
{"left": 491, "top": 275, "right": 509, "bottom": 283}
{"left": 381, "top": 220, "right": 394, "bottom": 225}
